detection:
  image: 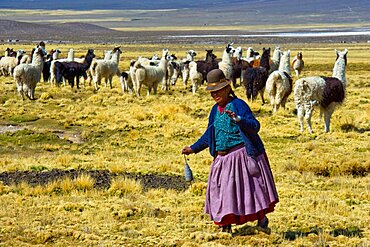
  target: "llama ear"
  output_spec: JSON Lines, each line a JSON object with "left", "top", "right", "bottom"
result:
{"left": 344, "top": 48, "right": 348, "bottom": 54}
{"left": 335, "top": 49, "right": 339, "bottom": 55}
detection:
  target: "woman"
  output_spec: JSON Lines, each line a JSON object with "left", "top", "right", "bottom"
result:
{"left": 182, "top": 69, "right": 279, "bottom": 233}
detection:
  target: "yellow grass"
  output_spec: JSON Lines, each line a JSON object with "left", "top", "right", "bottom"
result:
{"left": 0, "top": 42, "right": 369, "bottom": 246}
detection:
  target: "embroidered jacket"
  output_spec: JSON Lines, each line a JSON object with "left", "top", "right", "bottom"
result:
{"left": 190, "top": 97, "right": 265, "bottom": 158}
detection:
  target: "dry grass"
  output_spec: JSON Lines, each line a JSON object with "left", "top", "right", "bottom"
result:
{"left": 0, "top": 42, "right": 369, "bottom": 246}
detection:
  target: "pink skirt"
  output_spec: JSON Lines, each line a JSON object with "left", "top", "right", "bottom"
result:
{"left": 204, "top": 145, "right": 279, "bottom": 226}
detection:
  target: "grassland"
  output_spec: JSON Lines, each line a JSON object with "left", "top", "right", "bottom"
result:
{"left": 0, "top": 42, "right": 369, "bottom": 246}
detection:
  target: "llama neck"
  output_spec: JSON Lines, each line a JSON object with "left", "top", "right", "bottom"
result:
{"left": 32, "top": 54, "right": 44, "bottom": 71}
{"left": 159, "top": 56, "right": 168, "bottom": 70}
{"left": 67, "top": 50, "right": 74, "bottom": 61}
{"left": 53, "top": 52, "right": 60, "bottom": 60}
{"left": 84, "top": 54, "right": 94, "bottom": 69}
{"left": 222, "top": 50, "right": 232, "bottom": 64}
{"left": 279, "top": 55, "right": 290, "bottom": 74}
{"left": 332, "top": 59, "right": 347, "bottom": 87}
{"left": 187, "top": 54, "right": 194, "bottom": 61}
{"left": 272, "top": 50, "right": 281, "bottom": 63}
{"left": 260, "top": 54, "right": 270, "bottom": 70}
{"left": 111, "top": 51, "right": 120, "bottom": 64}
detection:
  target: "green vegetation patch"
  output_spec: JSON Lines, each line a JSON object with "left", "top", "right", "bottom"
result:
{"left": 9, "top": 114, "right": 39, "bottom": 123}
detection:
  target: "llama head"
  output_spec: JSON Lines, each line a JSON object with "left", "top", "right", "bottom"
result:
{"left": 162, "top": 49, "right": 169, "bottom": 59}
{"left": 233, "top": 46, "right": 243, "bottom": 59}
{"left": 35, "top": 46, "right": 47, "bottom": 58}
{"left": 113, "top": 46, "right": 122, "bottom": 54}
{"left": 187, "top": 50, "right": 197, "bottom": 57}
{"left": 225, "top": 43, "right": 235, "bottom": 54}
{"left": 205, "top": 49, "right": 216, "bottom": 61}
{"left": 335, "top": 48, "right": 348, "bottom": 65}
{"left": 87, "top": 49, "right": 95, "bottom": 57}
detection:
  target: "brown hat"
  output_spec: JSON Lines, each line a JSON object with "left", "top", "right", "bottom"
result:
{"left": 206, "top": 69, "right": 231, "bottom": 92}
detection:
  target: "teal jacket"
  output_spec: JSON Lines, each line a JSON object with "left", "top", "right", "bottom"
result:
{"left": 190, "top": 97, "right": 265, "bottom": 158}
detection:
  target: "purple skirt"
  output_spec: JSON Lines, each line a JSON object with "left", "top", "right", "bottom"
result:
{"left": 204, "top": 145, "right": 279, "bottom": 225}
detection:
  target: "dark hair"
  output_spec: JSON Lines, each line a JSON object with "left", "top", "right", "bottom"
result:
{"left": 228, "top": 86, "right": 237, "bottom": 98}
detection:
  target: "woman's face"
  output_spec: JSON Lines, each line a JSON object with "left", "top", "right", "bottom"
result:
{"left": 210, "top": 85, "right": 231, "bottom": 106}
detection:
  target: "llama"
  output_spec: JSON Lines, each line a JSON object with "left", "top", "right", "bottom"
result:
{"left": 82, "top": 50, "right": 113, "bottom": 86}
{"left": 230, "top": 46, "right": 253, "bottom": 88}
{"left": 294, "top": 48, "right": 348, "bottom": 133}
{"left": 218, "top": 43, "right": 235, "bottom": 80}
{"left": 167, "top": 54, "right": 181, "bottom": 87}
{"left": 20, "top": 48, "right": 36, "bottom": 64}
{"left": 195, "top": 49, "right": 219, "bottom": 85}
{"left": 42, "top": 49, "right": 61, "bottom": 82}
{"left": 181, "top": 49, "right": 197, "bottom": 86}
{"left": 269, "top": 46, "right": 282, "bottom": 74}
{"left": 120, "top": 70, "right": 133, "bottom": 94}
{"left": 91, "top": 46, "right": 122, "bottom": 90}
{"left": 13, "top": 46, "right": 46, "bottom": 100}
{"left": 292, "top": 51, "right": 305, "bottom": 77}
{"left": 50, "top": 48, "right": 74, "bottom": 86}
{"left": 0, "top": 49, "right": 26, "bottom": 76}
{"left": 265, "top": 50, "right": 293, "bottom": 113}
{"left": 132, "top": 49, "right": 169, "bottom": 96}
{"left": 163, "top": 53, "right": 177, "bottom": 90}
{"left": 244, "top": 47, "right": 260, "bottom": 67}
{"left": 242, "top": 47, "right": 270, "bottom": 104}
{"left": 54, "top": 49, "right": 95, "bottom": 89}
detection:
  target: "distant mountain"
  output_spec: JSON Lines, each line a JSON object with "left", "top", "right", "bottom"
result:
{"left": 1, "top": 0, "right": 246, "bottom": 10}
{"left": 1, "top": 1, "right": 370, "bottom": 44}
{"left": 0, "top": 20, "right": 122, "bottom": 42}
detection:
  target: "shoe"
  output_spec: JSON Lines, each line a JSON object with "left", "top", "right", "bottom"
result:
{"left": 222, "top": 224, "right": 232, "bottom": 233}
{"left": 257, "top": 216, "right": 269, "bottom": 229}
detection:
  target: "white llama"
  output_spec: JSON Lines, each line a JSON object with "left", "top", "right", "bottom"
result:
{"left": 218, "top": 43, "right": 235, "bottom": 80}
{"left": 265, "top": 50, "right": 293, "bottom": 113}
{"left": 181, "top": 49, "right": 197, "bottom": 86}
{"left": 132, "top": 49, "right": 169, "bottom": 96}
{"left": 91, "top": 46, "right": 122, "bottom": 90}
{"left": 13, "top": 47, "right": 46, "bottom": 100}
{"left": 294, "top": 48, "right": 348, "bottom": 133}
{"left": 269, "top": 46, "right": 282, "bottom": 74}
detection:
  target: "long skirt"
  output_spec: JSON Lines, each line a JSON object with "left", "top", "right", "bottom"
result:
{"left": 204, "top": 145, "right": 279, "bottom": 226}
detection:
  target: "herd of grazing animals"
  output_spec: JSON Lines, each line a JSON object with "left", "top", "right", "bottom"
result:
{"left": 0, "top": 42, "right": 349, "bottom": 134}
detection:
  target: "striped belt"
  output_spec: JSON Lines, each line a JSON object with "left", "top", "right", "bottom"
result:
{"left": 216, "top": 144, "right": 245, "bottom": 156}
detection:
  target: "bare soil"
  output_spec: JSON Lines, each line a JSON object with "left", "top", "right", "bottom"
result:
{"left": 0, "top": 169, "right": 190, "bottom": 191}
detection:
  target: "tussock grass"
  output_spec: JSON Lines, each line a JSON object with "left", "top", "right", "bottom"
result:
{"left": 0, "top": 42, "right": 369, "bottom": 246}
{"left": 108, "top": 177, "right": 142, "bottom": 197}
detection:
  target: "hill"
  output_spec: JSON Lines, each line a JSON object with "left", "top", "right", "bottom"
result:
{"left": 0, "top": 20, "right": 122, "bottom": 42}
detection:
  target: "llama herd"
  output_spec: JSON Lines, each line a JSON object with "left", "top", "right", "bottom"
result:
{"left": 0, "top": 42, "right": 348, "bottom": 134}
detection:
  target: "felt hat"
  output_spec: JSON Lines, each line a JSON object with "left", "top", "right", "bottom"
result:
{"left": 206, "top": 69, "right": 231, "bottom": 92}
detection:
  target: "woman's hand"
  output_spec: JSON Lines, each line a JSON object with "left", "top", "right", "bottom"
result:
{"left": 224, "top": 110, "right": 241, "bottom": 122}
{"left": 182, "top": 146, "right": 194, "bottom": 155}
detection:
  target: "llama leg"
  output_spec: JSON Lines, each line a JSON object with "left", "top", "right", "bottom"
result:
{"left": 192, "top": 81, "right": 197, "bottom": 94}
{"left": 31, "top": 86, "right": 36, "bottom": 100}
{"left": 109, "top": 77, "right": 113, "bottom": 89}
{"left": 260, "top": 92, "right": 265, "bottom": 105}
{"left": 120, "top": 78, "right": 125, "bottom": 93}
{"left": 93, "top": 76, "right": 99, "bottom": 90}
{"left": 16, "top": 83, "right": 25, "bottom": 100}
{"left": 304, "top": 104, "right": 313, "bottom": 134}
{"left": 153, "top": 84, "right": 158, "bottom": 95}
{"left": 297, "top": 105, "right": 304, "bottom": 132}
{"left": 324, "top": 104, "right": 336, "bottom": 133}
{"left": 76, "top": 77, "right": 80, "bottom": 89}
